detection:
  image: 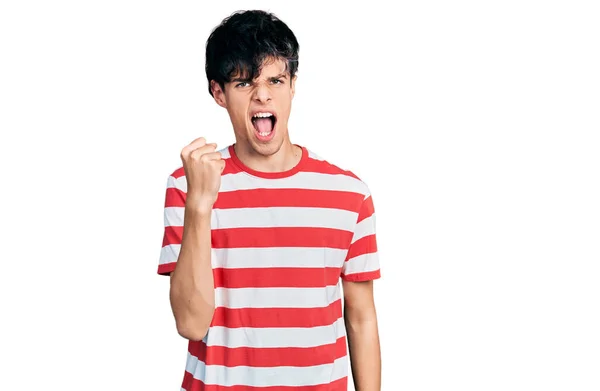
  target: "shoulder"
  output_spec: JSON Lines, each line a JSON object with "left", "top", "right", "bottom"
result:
{"left": 303, "top": 146, "right": 372, "bottom": 200}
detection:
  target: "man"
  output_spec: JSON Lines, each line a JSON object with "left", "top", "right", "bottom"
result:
{"left": 158, "top": 9, "right": 382, "bottom": 391}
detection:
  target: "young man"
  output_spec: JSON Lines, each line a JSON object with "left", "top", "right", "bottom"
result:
{"left": 158, "top": 10, "right": 382, "bottom": 391}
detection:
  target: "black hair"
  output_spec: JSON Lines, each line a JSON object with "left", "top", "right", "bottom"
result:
{"left": 205, "top": 10, "right": 300, "bottom": 97}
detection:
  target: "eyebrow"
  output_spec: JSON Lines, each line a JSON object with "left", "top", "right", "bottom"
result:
{"left": 232, "top": 73, "right": 288, "bottom": 83}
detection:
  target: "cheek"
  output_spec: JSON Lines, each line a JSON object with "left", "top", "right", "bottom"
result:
{"left": 231, "top": 107, "right": 248, "bottom": 124}
{"left": 276, "top": 92, "right": 293, "bottom": 112}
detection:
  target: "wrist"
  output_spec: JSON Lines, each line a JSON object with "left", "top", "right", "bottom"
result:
{"left": 185, "top": 204, "right": 213, "bottom": 217}
{"left": 186, "top": 193, "right": 215, "bottom": 215}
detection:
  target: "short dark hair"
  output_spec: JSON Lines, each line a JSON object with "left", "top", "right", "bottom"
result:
{"left": 205, "top": 10, "right": 300, "bottom": 97}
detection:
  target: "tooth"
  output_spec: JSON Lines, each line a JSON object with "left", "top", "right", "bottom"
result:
{"left": 252, "top": 112, "right": 274, "bottom": 119}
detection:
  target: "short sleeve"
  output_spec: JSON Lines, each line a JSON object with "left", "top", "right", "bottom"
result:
{"left": 157, "top": 171, "right": 186, "bottom": 276}
{"left": 341, "top": 193, "right": 381, "bottom": 282}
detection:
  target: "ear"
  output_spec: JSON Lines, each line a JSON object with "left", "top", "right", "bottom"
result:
{"left": 211, "top": 80, "right": 227, "bottom": 108}
{"left": 290, "top": 74, "right": 297, "bottom": 99}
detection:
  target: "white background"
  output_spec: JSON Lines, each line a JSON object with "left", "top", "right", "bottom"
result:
{"left": 1, "top": 0, "right": 599, "bottom": 390}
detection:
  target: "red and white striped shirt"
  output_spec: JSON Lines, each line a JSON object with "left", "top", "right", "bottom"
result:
{"left": 158, "top": 144, "right": 381, "bottom": 390}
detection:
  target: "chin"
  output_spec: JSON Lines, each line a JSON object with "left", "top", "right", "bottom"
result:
{"left": 249, "top": 134, "right": 283, "bottom": 156}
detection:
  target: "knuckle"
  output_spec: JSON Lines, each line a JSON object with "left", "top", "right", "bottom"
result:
{"left": 190, "top": 151, "right": 200, "bottom": 161}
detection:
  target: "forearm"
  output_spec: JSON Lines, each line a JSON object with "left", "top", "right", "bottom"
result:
{"left": 170, "top": 207, "right": 215, "bottom": 341}
{"left": 345, "top": 311, "right": 381, "bottom": 391}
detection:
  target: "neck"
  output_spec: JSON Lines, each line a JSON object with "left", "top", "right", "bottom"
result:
{"left": 234, "top": 139, "right": 302, "bottom": 173}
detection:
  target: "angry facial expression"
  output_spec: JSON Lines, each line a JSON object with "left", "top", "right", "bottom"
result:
{"left": 211, "top": 57, "right": 297, "bottom": 157}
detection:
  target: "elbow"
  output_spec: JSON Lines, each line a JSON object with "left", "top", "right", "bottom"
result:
{"left": 169, "top": 279, "right": 216, "bottom": 341}
{"left": 175, "top": 308, "right": 215, "bottom": 341}
{"left": 176, "top": 324, "right": 208, "bottom": 342}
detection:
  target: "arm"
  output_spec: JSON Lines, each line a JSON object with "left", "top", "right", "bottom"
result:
{"left": 169, "top": 205, "right": 215, "bottom": 341}
{"left": 341, "top": 190, "right": 382, "bottom": 390}
{"left": 159, "top": 139, "right": 224, "bottom": 341}
{"left": 343, "top": 279, "right": 381, "bottom": 391}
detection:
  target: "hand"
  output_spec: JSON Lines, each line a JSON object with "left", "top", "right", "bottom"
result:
{"left": 180, "top": 137, "right": 225, "bottom": 213}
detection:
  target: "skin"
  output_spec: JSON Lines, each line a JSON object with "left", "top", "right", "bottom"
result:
{"left": 170, "top": 138, "right": 223, "bottom": 341}
{"left": 343, "top": 280, "right": 382, "bottom": 391}
{"left": 210, "top": 56, "right": 303, "bottom": 173}
{"left": 173, "top": 56, "right": 382, "bottom": 389}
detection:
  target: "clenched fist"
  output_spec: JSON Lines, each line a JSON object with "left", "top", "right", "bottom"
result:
{"left": 180, "top": 137, "right": 226, "bottom": 213}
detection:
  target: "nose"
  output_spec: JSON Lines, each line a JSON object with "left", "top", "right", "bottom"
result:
{"left": 252, "top": 83, "right": 272, "bottom": 103}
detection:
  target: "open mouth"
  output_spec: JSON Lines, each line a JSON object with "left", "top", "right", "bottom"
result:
{"left": 251, "top": 112, "right": 277, "bottom": 140}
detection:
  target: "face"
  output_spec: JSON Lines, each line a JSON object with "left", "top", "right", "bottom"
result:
{"left": 211, "top": 57, "right": 296, "bottom": 157}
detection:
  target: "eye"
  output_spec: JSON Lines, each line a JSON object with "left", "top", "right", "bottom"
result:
{"left": 236, "top": 81, "right": 250, "bottom": 88}
{"left": 272, "top": 79, "right": 283, "bottom": 84}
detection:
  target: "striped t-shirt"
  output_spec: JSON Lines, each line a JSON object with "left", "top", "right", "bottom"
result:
{"left": 158, "top": 143, "right": 381, "bottom": 391}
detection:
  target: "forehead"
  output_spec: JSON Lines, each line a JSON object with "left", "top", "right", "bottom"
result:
{"left": 230, "top": 57, "right": 289, "bottom": 81}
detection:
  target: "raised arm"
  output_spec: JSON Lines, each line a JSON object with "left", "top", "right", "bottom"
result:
{"left": 166, "top": 137, "right": 225, "bottom": 341}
